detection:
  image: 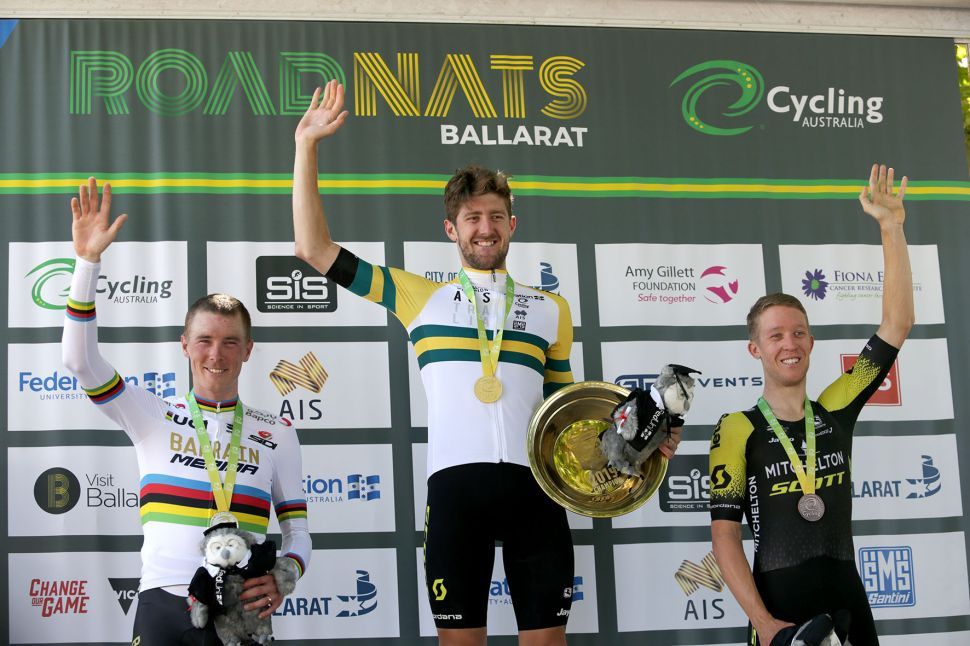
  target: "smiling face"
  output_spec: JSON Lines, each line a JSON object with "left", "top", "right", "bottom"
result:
{"left": 443, "top": 192, "right": 516, "bottom": 270}
{"left": 748, "top": 305, "right": 814, "bottom": 389}
{"left": 181, "top": 310, "right": 253, "bottom": 402}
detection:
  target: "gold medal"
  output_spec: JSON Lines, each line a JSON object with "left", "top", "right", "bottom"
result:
{"left": 474, "top": 375, "right": 503, "bottom": 403}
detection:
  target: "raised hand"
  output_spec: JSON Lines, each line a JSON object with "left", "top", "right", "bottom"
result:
{"left": 294, "top": 79, "right": 349, "bottom": 145}
{"left": 71, "top": 176, "right": 128, "bottom": 263}
{"left": 859, "top": 163, "right": 907, "bottom": 227}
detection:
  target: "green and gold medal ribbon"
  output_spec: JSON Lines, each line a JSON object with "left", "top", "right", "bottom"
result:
{"left": 187, "top": 392, "right": 244, "bottom": 514}
{"left": 458, "top": 269, "right": 515, "bottom": 402}
{"left": 757, "top": 397, "right": 816, "bottom": 495}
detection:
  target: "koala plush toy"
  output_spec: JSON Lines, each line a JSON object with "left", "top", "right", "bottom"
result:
{"left": 187, "top": 522, "right": 299, "bottom": 646}
{"left": 600, "top": 364, "right": 701, "bottom": 476}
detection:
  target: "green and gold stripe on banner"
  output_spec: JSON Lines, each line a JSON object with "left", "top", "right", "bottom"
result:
{"left": 1, "top": 173, "right": 968, "bottom": 200}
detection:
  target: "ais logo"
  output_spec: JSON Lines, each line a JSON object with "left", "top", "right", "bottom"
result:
{"left": 840, "top": 354, "right": 901, "bottom": 406}
{"left": 674, "top": 551, "right": 726, "bottom": 621}
{"left": 257, "top": 256, "right": 336, "bottom": 313}
{"left": 271, "top": 352, "right": 329, "bottom": 422}
{"left": 671, "top": 59, "right": 885, "bottom": 135}
{"left": 859, "top": 546, "right": 915, "bottom": 608}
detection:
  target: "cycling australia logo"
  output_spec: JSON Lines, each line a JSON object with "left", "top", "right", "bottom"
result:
{"left": 256, "top": 256, "right": 336, "bottom": 313}
{"left": 671, "top": 59, "right": 885, "bottom": 135}
{"left": 670, "top": 60, "right": 764, "bottom": 135}
{"left": 304, "top": 473, "right": 381, "bottom": 503}
{"left": 859, "top": 546, "right": 915, "bottom": 607}
{"left": 275, "top": 570, "right": 378, "bottom": 618}
{"left": 26, "top": 258, "right": 75, "bottom": 310}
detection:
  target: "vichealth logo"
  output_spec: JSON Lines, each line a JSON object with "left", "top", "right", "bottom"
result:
{"left": 672, "top": 59, "right": 884, "bottom": 135}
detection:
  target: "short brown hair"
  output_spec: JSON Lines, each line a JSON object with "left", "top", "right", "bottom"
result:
{"left": 443, "top": 165, "right": 513, "bottom": 223}
{"left": 746, "top": 293, "right": 808, "bottom": 341}
{"left": 184, "top": 294, "right": 252, "bottom": 341}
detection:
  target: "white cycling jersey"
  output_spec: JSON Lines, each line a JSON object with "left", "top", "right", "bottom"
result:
{"left": 62, "top": 258, "right": 311, "bottom": 592}
{"left": 327, "top": 248, "right": 574, "bottom": 477}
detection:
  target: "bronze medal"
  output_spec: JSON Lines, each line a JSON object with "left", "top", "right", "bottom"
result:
{"left": 474, "top": 375, "right": 503, "bottom": 403}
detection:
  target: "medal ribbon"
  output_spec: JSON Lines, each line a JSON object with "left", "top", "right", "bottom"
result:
{"left": 757, "top": 397, "right": 816, "bottom": 496}
{"left": 187, "top": 392, "right": 244, "bottom": 514}
{"left": 458, "top": 269, "right": 515, "bottom": 379}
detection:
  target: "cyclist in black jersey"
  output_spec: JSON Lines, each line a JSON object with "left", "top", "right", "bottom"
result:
{"left": 709, "top": 164, "right": 913, "bottom": 646}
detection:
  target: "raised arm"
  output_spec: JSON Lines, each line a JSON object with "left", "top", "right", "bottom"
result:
{"left": 293, "top": 79, "right": 349, "bottom": 275}
{"left": 859, "top": 163, "right": 914, "bottom": 349}
{"left": 62, "top": 178, "right": 164, "bottom": 440}
{"left": 711, "top": 520, "right": 793, "bottom": 645}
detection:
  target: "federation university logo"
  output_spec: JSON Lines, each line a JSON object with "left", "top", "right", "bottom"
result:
{"left": 670, "top": 60, "right": 764, "bottom": 136}
{"left": 143, "top": 371, "right": 176, "bottom": 398}
{"left": 859, "top": 546, "right": 915, "bottom": 608}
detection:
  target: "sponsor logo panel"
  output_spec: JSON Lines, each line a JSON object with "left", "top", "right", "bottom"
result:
{"left": 9, "top": 551, "right": 142, "bottom": 643}
{"left": 8, "top": 342, "right": 187, "bottom": 431}
{"left": 205, "top": 241, "right": 388, "bottom": 327}
{"left": 779, "top": 244, "right": 944, "bottom": 325}
{"left": 851, "top": 435, "right": 962, "bottom": 521}
{"left": 268, "top": 444, "right": 395, "bottom": 534}
{"left": 602, "top": 340, "right": 764, "bottom": 426}
{"left": 10, "top": 447, "right": 141, "bottom": 536}
{"left": 408, "top": 342, "right": 584, "bottom": 430}
{"left": 9, "top": 241, "right": 187, "bottom": 328}
{"left": 415, "top": 545, "right": 598, "bottom": 635}
{"left": 614, "top": 541, "right": 751, "bottom": 632}
{"left": 272, "top": 549, "right": 400, "bottom": 639}
{"left": 410, "top": 443, "right": 592, "bottom": 532}
{"left": 858, "top": 532, "right": 970, "bottom": 621}
{"left": 612, "top": 441, "right": 711, "bottom": 529}
{"left": 881, "top": 632, "right": 970, "bottom": 645}
{"left": 671, "top": 59, "right": 886, "bottom": 134}
{"left": 402, "top": 241, "right": 582, "bottom": 325}
{"left": 807, "top": 339, "right": 953, "bottom": 422}
{"left": 238, "top": 342, "right": 391, "bottom": 429}
{"left": 594, "top": 244, "right": 764, "bottom": 326}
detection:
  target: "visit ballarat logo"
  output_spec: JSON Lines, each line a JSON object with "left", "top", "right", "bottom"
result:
{"left": 671, "top": 59, "right": 885, "bottom": 135}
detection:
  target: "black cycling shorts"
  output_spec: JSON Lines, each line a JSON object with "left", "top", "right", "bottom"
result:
{"left": 131, "top": 587, "right": 219, "bottom": 646}
{"left": 750, "top": 556, "right": 879, "bottom": 646}
{"left": 423, "top": 462, "right": 575, "bottom": 630}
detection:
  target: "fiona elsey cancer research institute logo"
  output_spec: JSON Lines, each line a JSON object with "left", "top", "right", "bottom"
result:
{"left": 671, "top": 59, "right": 885, "bottom": 135}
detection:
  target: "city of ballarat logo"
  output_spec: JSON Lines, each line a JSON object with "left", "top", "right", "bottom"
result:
{"left": 660, "top": 455, "right": 710, "bottom": 512}
{"left": 108, "top": 578, "right": 140, "bottom": 615}
{"left": 256, "top": 256, "right": 336, "bottom": 313}
{"left": 905, "top": 455, "right": 941, "bottom": 499}
{"left": 275, "top": 569, "right": 378, "bottom": 618}
{"left": 859, "top": 546, "right": 916, "bottom": 608}
{"left": 34, "top": 467, "right": 81, "bottom": 514}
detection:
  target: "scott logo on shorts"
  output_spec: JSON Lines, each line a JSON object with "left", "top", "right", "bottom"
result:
{"left": 432, "top": 578, "right": 447, "bottom": 601}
